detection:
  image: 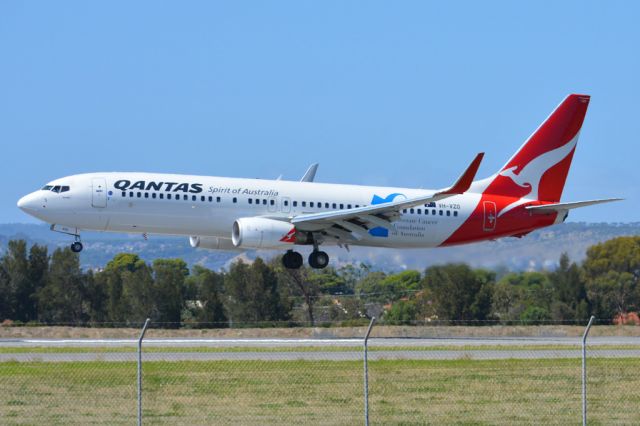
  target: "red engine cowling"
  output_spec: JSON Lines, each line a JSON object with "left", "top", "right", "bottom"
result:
{"left": 231, "top": 217, "right": 296, "bottom": 249}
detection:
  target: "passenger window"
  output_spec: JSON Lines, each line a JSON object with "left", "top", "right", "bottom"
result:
{"left": 208, "top": 196, "right": 212, "bottom": 202}
{"left": 332, "top": 203, "right": 337, "bottom": 209}
{"left": 410, "top": 208, "right": 414, "bottom": 214}
{"left": 454, "top": 211, "right": 458, "bottom": 217}
{"left": 339, "top": 204, "right": 344, "bottom": 209}
{"left": 233, "top": 197, "right": 237, "bottom": 203}
{"left": 325, "top": 203, "right": 330, "bottom": 208}
{"left": 270, "top": 199, "right": 275, "bottom": 206}
{"left": 168, "top": 194, "right": 172, "bottom": 200}
{"left": 262, "top": 199, "right": 267, "bottom": 205}
{"left": 293, "top": 201, "right": 298, "bottom": 207}
{"left": 355, "top": 205, "right": 360, "bottom": 208}
{"left": 191, "top": 195, "right": 196, "bottom": 201}
{"left": 446, "top": 210, "right": 451, "bottom": 216}
{"left": 144, "top": 193, "right": 149, "bottom": 198}
{"left": 201, "top": 196, "right": 205, "bottom": 202}
{"left": 347, "top": 204, "right": 352, "bottom": 209}
{"left": 284, "top": 200, "right": 289, "bottom": 206}
{"left": 432, "top": 209, "right": 436, "bottom": 215}
{"left": 152, "top": 193, "right": 156, "bottom": 199}
{"left": 439, "top": 210, "right": 443, "bottom": 216}
{"left": 310, "top": 202, "right": 314, "bottom": 208}
{"left": 216, "top": 197, "right": 221, "bottom": 202}
{"left": 417, "top": 209, "right": 422, "bottom": 214}
{"left": 129, "top": 192, "right": 134, "bottom": 198}
{"left": 403, "top": 209, "right": 407, "bottom": 213}
{"left": 302, "top": 201, "right": 306, "bottom": 207}
{"left": 248, "top": 199, "right": 253, "bottom": 204}
{"left": 137, "top": 192, "right": 142, "bottom": 198}
{"left": 122, "top": 191, "right": 126, "bottom": 197}
{"left": 160, "top": 193, "right": 164, "bottom": 199}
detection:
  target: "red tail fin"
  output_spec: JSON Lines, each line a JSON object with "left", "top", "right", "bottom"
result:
{"left": 484, "top": 94, "right": 590, "bottom": 203}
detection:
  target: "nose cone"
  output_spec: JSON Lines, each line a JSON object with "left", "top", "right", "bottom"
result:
{"left": 17, "top": 192, "right": 41, "bottom": 214}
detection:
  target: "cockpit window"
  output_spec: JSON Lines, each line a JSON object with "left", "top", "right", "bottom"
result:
{"left": 42, "top": 185, "right": 70, "bottom": 193}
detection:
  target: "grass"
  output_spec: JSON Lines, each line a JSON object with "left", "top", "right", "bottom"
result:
{"left": 0, "top": 358, "right": 639, "bottom": 424}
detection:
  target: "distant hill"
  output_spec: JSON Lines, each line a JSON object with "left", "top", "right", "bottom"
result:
{"left": 0, "top": 222, "right": 638, "bottom": 272}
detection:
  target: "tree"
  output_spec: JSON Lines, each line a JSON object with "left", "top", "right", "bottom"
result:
{"left": 422, "top": 264, "right": 494, "bottom": 323}
{"left": 152, "top": 258, "right": 189, "bottom": 326}
{"left": 273, "top": 259, "right": 320, "bottom": 325}
{"left": 384, "top": 300, "right": 417, "bottom": 325}
{"left": 188, "top": 265, "right": 227, "bottom": 327}
{"left": 95, "top": 253, "right": 149, "bottom": 323}
{"left": 225, "top": 258, "right": 290, "bottom": 325}
{"left": 122, "top": 262, "right": 156, "bottom": 323}
{"left": 37, "top": 248, "right": 86, "bottom": 323}
{"left": 27, "top": 244, "right": 49, "bottom": 322}
{"left": 583, "top": 236, "right": 640, "bottom": 320}
{"left": 549, "top": 253, "right": 588, "bottom": 321}
{"left": 0, "top": 240, "right": 29, "bottom": 321}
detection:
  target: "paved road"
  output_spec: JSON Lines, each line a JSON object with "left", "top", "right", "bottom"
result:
{"left": 1, "top": 336, "right": 639, "bottom": 347}
{"left": 1, "top": 349, "right": 639, "bottom": 362}
{"left": 1, "top": 336, "right": 639, "bottom": 362}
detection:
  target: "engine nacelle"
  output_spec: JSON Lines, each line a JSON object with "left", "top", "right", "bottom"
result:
{"left": 231, "top": 217, "right": 296, "bottom": 249}
{"left": 189, "top": 236, "right": 243, "bottom": 251}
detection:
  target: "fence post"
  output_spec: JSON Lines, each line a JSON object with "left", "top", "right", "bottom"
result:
{"left": 582, "top": 315, "right": 595, "bottom": 426}
{"left": 363, "top": 317, "right": 376, "bottom": 426}
{"left": 138, "top": 318, "right": 150, "bottom": 426}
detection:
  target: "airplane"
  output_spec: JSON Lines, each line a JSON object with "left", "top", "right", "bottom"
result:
{"left": 17, "top": 94, "right": 620, "bottom": 269}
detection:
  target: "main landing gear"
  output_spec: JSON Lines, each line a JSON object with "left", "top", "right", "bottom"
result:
{"left": 282, "top": 249, "right": 330, "bottom": 269}
{"left": 282, "top": 234, "right": 329, "bottom": 270}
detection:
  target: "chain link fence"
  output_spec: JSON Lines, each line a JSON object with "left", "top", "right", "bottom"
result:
{"left": 1, "top": 320, "right": 639, "bottom": 424}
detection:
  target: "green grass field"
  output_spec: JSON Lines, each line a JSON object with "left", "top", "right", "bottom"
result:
{"left": 1, "top": 358, "right": 639, "bottom": 425}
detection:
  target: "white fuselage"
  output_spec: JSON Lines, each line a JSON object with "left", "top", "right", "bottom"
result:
{"left": 17, "top": 172, "right": 480, "bottom": 249}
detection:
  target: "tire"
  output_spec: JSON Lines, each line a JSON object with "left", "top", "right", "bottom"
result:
{"left": 283, "top": 250, "right": 303, "bottom": 269}
{"left": 71, "top": 242, "right": 83, "bottom": 253}
{"left": 309, "top": 250, "right": 329, "bottom": 269}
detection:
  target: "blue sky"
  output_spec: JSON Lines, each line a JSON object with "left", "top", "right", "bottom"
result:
{"left": 1, "top": 1, "right": 638, "bottom": 223}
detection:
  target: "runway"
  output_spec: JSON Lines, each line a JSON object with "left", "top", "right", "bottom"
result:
{"left": 1, "top": 336, "right": 639, "bottom": 362}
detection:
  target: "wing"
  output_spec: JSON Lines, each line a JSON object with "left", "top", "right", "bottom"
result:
{"left": 291, "top": 153, "right": 484, "bottom": 240}
{"left": 525, "top": 198, "right": 623, "bottom": 214}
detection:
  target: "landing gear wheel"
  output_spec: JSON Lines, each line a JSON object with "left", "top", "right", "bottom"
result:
{"left": 282, "top": 250, "right": 303, "bottom": 269}
{"left": 70, "top": 241, "right": 83, "bottom": 253}
{"left": 308, "top": 250, "right": 329, "bottom": 269}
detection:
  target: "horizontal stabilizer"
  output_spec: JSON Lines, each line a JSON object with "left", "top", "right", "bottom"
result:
{"left": 525, "top": 198, "right": 623, "bottom": 214}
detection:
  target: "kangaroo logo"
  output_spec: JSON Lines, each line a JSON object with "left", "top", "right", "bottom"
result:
{"left": 497, "top": 133, "right": 579, "bottom": 217}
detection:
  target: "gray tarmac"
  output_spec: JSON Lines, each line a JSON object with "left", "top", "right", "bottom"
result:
{"left": 1, "top": 336, "right": 639, "bottom": 362}
{"left": 1, "top": 349, "right": 639, "bottom": 362}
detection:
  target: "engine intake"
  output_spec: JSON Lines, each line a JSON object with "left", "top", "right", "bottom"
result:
{"left": 232, "top": 217, "right": 296, "bottom": 249}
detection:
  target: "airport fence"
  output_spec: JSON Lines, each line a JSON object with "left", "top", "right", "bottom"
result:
{"left": 1, "top": 319, "right": 640, "bottom": 424}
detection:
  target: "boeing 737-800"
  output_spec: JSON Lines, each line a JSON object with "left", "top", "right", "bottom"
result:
{"left": 17, "top": 94, "right": 620, "bottom": 269}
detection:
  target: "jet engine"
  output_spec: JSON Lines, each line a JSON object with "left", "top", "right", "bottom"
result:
{"left": 231, "top": 217, "right": 296, "bottom": 249}
{"left": 189, "top": 236, "right": 242, "bottom": 251}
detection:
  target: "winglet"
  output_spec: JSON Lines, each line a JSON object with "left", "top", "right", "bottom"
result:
{"left": 300, "top": 163, "right": 319, "bottom": 182}
{"left": 440, "top": 153, "right": 484, "bottom": 195}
